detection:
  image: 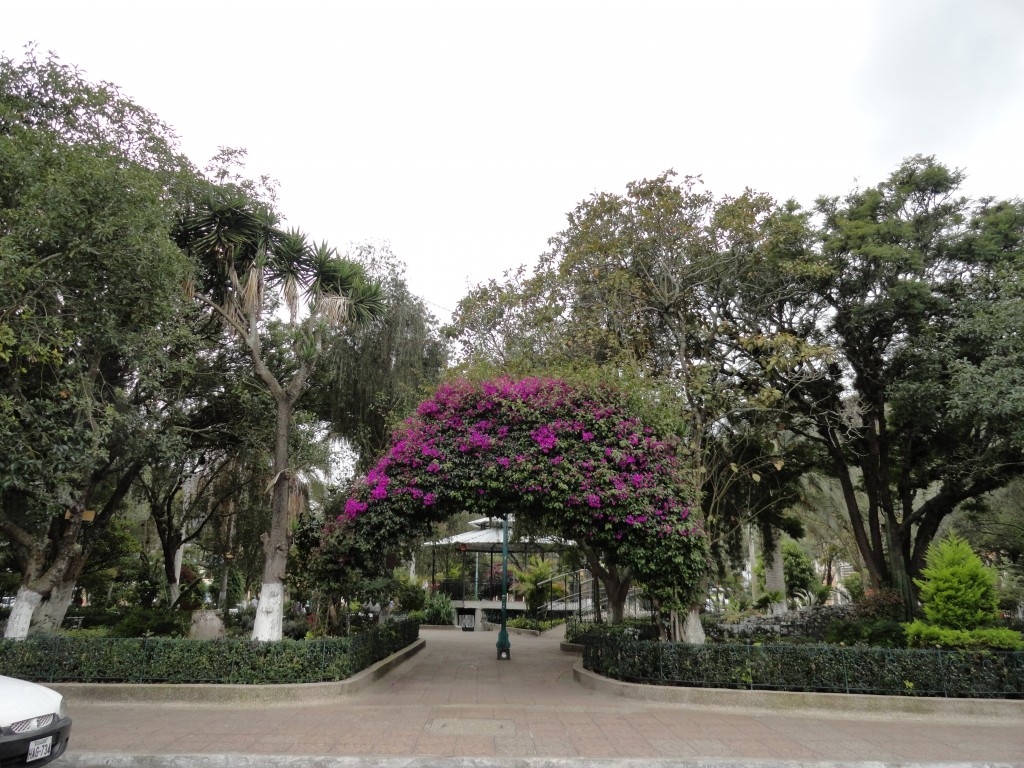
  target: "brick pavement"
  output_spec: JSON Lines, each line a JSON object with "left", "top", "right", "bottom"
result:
{"left": 57, "top": 626, "right": 1024, "bottom": 765}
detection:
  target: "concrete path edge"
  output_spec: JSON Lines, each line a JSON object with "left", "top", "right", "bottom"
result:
{"left": 572, "top": 659, "right": 1024, "bottom": 721}
{"left": 55, "top": 754, "right": 1024, "bottom": 768}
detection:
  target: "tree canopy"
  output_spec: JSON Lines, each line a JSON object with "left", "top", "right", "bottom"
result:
{"left": 0, "top": 49, "right": 200, "bottom": 637}
{"left": 343, "top": 375, "right": 709, "bottom": 609}
{"left": 447, "top": 158, "right": 1024, "bottom": 617}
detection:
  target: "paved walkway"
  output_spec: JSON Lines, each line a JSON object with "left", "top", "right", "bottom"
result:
{"left": 58, "top": 626, "right": 1024, "bottom": 767}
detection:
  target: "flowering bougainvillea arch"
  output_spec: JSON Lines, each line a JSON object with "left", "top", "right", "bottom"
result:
{"left": 343, "top": 376, "right": 709, "bottom": 604}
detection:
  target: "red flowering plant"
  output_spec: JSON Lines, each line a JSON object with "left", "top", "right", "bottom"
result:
{"left": 343, "top": 376, "right": 708, "bottom": 604}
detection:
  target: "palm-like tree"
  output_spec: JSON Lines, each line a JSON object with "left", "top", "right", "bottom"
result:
{"left": 176, "top": 189, "right": 385, "bottom": 640}
{"left": 511, "top": 556, "right": 565, "bottom": 618}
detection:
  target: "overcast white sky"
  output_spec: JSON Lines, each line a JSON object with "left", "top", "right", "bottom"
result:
{"left": 4, "top": 1, "right": 1023, "bottom": 323}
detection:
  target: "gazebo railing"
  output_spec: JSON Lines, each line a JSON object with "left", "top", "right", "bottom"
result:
{"left": 538, "top": 571, "right": 650, "bottom": 622}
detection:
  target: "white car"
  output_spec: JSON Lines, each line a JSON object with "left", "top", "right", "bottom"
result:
{"left": 0, "top": 676, "right": 72, "bottom": 765}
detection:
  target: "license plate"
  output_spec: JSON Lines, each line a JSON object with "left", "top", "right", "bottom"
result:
{"left": 27, "top": 736, "right": 52, "bottom": 762}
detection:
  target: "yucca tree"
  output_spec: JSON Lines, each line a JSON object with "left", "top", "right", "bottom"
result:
{"left": 176, "top": 189, "right": 385, "bottom": 640}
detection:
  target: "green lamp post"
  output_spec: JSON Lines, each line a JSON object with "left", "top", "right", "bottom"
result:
{"left": 496, "top": 513, "right": 511, "bottom": 660}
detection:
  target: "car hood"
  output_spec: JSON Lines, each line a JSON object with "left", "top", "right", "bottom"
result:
{"left": 0, "top": 676, "right": 64, "bottom": 726}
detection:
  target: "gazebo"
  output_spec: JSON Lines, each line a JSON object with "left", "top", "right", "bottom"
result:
{"left": 424, "top": 516, "right": 565, "bottom": 630}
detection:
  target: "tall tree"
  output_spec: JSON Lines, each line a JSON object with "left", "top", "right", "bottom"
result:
{"left": 446, "top": 174, "right": 819, "bottom": 584}
{"left": 0, "top": 49, "right": 197, "bottom": 637}
{"left": 310, "top": 243, "right": 448, "bottom": 472}
{"left": 742, "top": 156, "right": 1024, "bottom": 614}
{"left": 174, "top": 191, "right": 385, "bottom": 640}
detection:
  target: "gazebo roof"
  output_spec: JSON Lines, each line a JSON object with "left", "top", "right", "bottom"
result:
{"left": 425, "top": 515, "right": 568, "bottom": 553}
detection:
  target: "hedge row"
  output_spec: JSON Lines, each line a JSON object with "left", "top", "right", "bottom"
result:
{"left": 582, "top": 635, "right": 1024, "bottom": 699}
{"left": 0, "top": 619, "right": 419, "bottom": 684}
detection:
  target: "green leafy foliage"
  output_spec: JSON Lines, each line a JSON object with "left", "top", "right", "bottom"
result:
{"left": 423, "top": 592, "right": 454, "bottom": 625}
{"left": 506, "top": 617, "right": 564, "bottom": 631}
{"left": 754, "top": 540, "right": 820, "bottom": 600}
{"left": 0, "top": 619, "right": 419, "bottom": 683}
{"left": 344, "top": 376, "right": 708, "bottom": 605}
{"left": 903, "top": 621, "right": 1023, "bottom": 651}
{"left": 109, "top": 608, "right": 192, "bottom": 638}
{"left": 824, "top": 619, "right": 907, "bottom": 648}
{"left": 511, "top": 556, "right": 564, "bottom": 618}
{"left": 915, "top": 534, "right": 1000, "bottom": 630}
{"left": 582, "top": 635, "right": 1024, "bottom": 697}
{"left": 309, "top": 244, "right": 448, "bottom": 473}
{"left": 565, "top": 618, "right": 659, "bottom": 644}
{"left": 853, "top": 588, "right": 906, "bottom": 621}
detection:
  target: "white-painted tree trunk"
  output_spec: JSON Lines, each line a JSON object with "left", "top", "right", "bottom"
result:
{"left": 169, "top": 545, "right": 183, "bottom": 606}
{"left": 682, "top": 606, "right": 706, "bottom": 644}
{"left": 4, "top": 586, "right": 42, "bottom": 640}
{"left": 251, "top": 582, "right": 284, "bottom": 641}
{"left": 32, "top": 580, "right": 76, "bottom": 633}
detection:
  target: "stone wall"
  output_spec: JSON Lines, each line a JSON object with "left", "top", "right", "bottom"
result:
{"left": 706, "top": 604, "right": 856, "bottom": 642}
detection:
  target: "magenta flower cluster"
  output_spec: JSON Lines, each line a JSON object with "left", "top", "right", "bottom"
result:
{"left": 342, "top": 377, "right": 702, "bottom": 553}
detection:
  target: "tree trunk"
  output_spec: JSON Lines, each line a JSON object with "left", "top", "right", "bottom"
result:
{"left": 218, "top": 567, "right": 230, "bottom": 610}
{"left": 32, "top": 578, "right": 76, "bottom": 633}
{"left": 3, "top": 586, "right": 42, "bottom": 640}
{"left": 251, "top": 469, "right": 299, "bottom": 641}
{"left": 251, "top": 396, "right": 296, "bottom": 642}
{"left": 682, "top": 606, "right": 705, "bottom": 644}
{"left": 2, "top": 514, "right": 83, "bottom": 640}
{"left": 764, "top": 531, "right": 787, "bottom": 615}
{"left": 604, "top": 575, "right": 632, "bottom": 624}
{"left": 885, "top": 522, "right": 915, "bottom": 620}
{"left": 747, "top": 524, "right": 759, "bottom": 603}
{"left": 168, "top": 545, "right": 183, "bottom": 607}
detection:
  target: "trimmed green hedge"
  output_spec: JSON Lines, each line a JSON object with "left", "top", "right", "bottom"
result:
{"left": 0, "top": 619, "right": 418, "bottom": 684}
{"left": 582, "top": 635, "right": 1024, "bottom": 698}
{"left": 507, "top": 617, "right": 564, "bottom": 632}
{"left": 565, "top": 618, "right": 659, "bottom": 644}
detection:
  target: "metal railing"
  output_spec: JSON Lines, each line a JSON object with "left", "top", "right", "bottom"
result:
{"left": 539, "top": 570, "right": 651, "bottom": 623}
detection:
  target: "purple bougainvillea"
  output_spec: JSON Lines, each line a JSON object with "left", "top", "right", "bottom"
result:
{"left": 343, "top": 376, "right": 708, "bottom": 598}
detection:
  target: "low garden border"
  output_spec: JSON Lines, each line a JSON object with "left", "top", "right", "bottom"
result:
{"left": 582, "top": 634, "right": 1024, "bottom": 699}
{"left": 0, "top": 619, "right": 419, "bottom": 685}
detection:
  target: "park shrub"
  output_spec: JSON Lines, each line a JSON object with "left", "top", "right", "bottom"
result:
{"left": 841, "top": 574, "right": 866, "bottom": 604}
{"left": 223, "top": 605, "right": 256, "bottom": 636}
{"left": 565, "top": 618, "right": 657, "bottom": 644}
{"left": 64, "top": 606, "right": 122, "bottom": 630}
{"left": 903, "top": 621, "right": 1023, "bottom": 651}
{"left": 110, "top": 607, "right": 192, "bottom": 638}
{"left": 506, "top": 617, "right": 564, "bottom": 632}
{"left": 824, "top": 618, "right": 906, "bottom": 648}
{"left": 581, "top": 634, "right": 1024, "bottom": 698}
{"left": 854, "top": 588, "right": 905, "bottom": 621}
{"left": 899, "top": 533, "right": 1023, "bottom": 651}
{"left": 915, "top": 533, "right": 999, "bottom": 630}
{"left": 0, "top": 618, "right": 419, "bottom": 684}
{"left": 511, "top": 556, "right": 564, "bottom": 618}
{"left": 394, "top": 576, "right": 427, "bottom": 612}
{"left": 423, "top": 592, "right": 455, "bottom": 625}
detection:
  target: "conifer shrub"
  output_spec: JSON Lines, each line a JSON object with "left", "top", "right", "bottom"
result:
{"left": 904, "top": 533, "right": 1022, "bottom": 650}
{"left": 917, "top": 534, "right": 999, "bottom": 630}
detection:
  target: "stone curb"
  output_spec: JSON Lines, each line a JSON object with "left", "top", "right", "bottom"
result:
{"left": 49, "top": 638, "right": 425, "bottom": 708}
{"left": 56, "top": 754, "right": 1024, "bottom": 768}
{"left": 572, "top": 659, "right": 1024, "bottom": 721}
